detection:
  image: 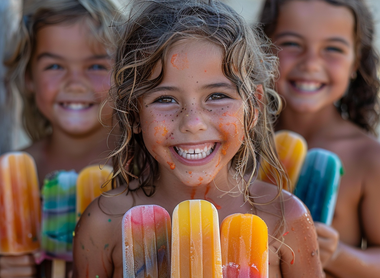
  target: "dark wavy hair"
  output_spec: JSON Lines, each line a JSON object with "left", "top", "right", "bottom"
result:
{"left": 259, "top": 0, "right": 380, "bottom": 135}
{"left": 109, "top": 0, "right": 287, "bottom": 203}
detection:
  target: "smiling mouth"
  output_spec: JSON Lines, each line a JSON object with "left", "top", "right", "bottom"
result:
{"left": 291, "top": 81, "right": 325, "bottom": 92}
{"left": 60, "top": 102, "right": 94, "bottom": 110}
{"left": 174, "top": 143, "right": 216, "bottom": 160}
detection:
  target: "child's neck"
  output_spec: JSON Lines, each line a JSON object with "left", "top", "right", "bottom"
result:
{"left": 150, "top": 166, "right": 246, "bottom": 217}
{"left": 49, "top": 129, "right": 109, "bottom": 156}
{"left": 276, "top": 104, "right": 343, "bottom": 142}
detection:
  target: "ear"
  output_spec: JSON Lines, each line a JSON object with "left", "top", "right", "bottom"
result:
{"left": 133, "top": 120, "right": 141, "bottom": 134}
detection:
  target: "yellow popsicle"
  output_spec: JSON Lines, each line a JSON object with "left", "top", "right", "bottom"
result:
{"left": 171, "top": 200, "right": 222, "bottom": 278}
{"left": 0, "top": 152, "right": 41, "bottom": 254}
{"left": 220, "top": 214, "right": 268, "bottom": 278}
{"left": 76, "top": 165, "right": 113, "bottom": 220}
{"left": 259, "top": 130, "right": 307, "bottom": 192}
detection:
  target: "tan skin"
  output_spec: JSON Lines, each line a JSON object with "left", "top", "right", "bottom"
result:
{"left": 0, "top": 21, "right": 117, "bottom": 278}
{"left": 73, "top": 39, "right": 323, "bottom": 278}
{"left": 272, "top": 1, "right": 380, "bottom": 277}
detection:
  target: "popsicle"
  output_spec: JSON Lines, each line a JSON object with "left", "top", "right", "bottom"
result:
{"left": 220, "top": 214, "right": 268, "bottom": 278}
{"left": 76, "top": 165, "right": 113, "bottom": 220}
{"left": 41, "top": 170, "right": 77, "bottom": 261}
{"left": 294, "top": 148, "right": 343, "bottom": 225}
{"left": 171, "top": 200, "right": 223, "bottom": 278}
{"left": 122, "top": 205, "right": 171, "bottom": 278}
{"left": 0, "top": 151, "right": 41, "bottom": 255}
{"left": 259, "top": 130, "right": 307, "bottom": 192}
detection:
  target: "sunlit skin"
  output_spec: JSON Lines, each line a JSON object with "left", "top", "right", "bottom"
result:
{"left": 272, "top": 1, "right": 380, "bottom": 277}
{"left": 73, "top": 39, "right": 323, "bottom": 278}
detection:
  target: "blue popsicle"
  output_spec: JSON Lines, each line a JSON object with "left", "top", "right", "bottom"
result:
{"left": 294, "top": 148, "right": 343, "bottom": 225}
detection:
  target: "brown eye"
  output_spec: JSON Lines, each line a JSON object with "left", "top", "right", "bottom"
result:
{"left": 154, "top": 96, "right": 176, "bottom": 103}
{"left": 208, "top": 93, "right": 228, "bottom": 101}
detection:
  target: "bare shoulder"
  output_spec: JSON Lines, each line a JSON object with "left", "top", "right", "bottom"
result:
{"left": 73, "top": 185, "right": 134, "bottom": 277}
{"left": 339, "top": 126, "right": 380, "bottom": 183}
{"left": 251, "top": 180, "right": 323, "bottom": 276}
{"left": 75, "top": 186, "right": 134, "bottom": 244}
{"left": 251, "top": 179, "right": 309, "bottom": 221}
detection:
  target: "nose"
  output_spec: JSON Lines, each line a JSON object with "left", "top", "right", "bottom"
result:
{"left": 65, "top": 70, "right": 87, "bottom": 93}
{"left": 298, "top": 47, "right": 322, "bottom": 73}
{"left": 179, "top": 106, "right": 207, "bottom": 134}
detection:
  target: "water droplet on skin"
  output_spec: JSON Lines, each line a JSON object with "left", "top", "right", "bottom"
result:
{"left": 311, "top": 251, "right": 315, "bottom": 257}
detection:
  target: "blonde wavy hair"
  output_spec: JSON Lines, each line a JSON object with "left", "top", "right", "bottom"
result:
{"left": 6, "top": 0, "right": 123, "bottom": 142}
{"left": 109, "top": 0, "right": 287, "bottom": 205}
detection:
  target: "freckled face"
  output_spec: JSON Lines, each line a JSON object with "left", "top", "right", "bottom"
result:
{"left": 138, "top": 40, "right": 245, "bottom": 187}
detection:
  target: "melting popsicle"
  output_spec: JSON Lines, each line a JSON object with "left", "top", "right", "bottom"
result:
{"left": 122, "top": 205, "right": 171, "bottom": 278}
{"left": 294, "top": 148, "right": 343, "bottom": 225}
{"left": 41, "top": 170, "right": 77, "bottom": 261}
{"left": 259, "top": 130, "right": 307, "bottom": 192}
{"left": 0, "top": 152, "right": 41, "bottom": 255}
{"left": 220, "top": 213, "right": 268, "bottom": 278}
{"left": 76, "top": 165, "right": 113, "bottom": 221}
{"left": 171, "top": 200, "right": 223, "bottom": 278}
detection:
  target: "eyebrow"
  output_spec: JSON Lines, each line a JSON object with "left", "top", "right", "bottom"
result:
{"left": 36, "top": 52, "right": 110, "bottom": 61}
{"left": 274, "top": 31, "right": 351, "bottom": 46}
{"left": 150, "top": 82, "right": 237, "bottom": 93}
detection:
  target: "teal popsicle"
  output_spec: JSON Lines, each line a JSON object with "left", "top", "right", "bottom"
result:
{"left": 294, "top": 148, "right": 343, "bottom": 225}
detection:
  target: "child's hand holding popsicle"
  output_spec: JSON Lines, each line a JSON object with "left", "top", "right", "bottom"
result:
{"left": 0, "top": 254, "right": 36, "bottom": 277}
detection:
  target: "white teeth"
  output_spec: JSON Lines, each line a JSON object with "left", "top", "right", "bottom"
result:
{"left": 294, "top": 82, "right": 322, "bottom": 92}
{"left": 174, "top": 144, "right": 215, "bottom": 160}
{"left": 62, "top": 103, "right": 91, "bottom": 110}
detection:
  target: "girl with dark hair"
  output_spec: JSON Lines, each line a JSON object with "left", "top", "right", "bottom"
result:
{"left": 259, "top": 0, "right": 380, "bottom": 276}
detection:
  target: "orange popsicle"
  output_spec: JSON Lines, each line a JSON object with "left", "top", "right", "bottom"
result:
{"left": 76, "top": 165, "right": 113, "bottom": 220}
{"left": 220, "top": 214, "right": 268, "bottom": 278}
{"left": 0, "top": 152, "right": 41, "bottom": 254}
{"left": 171, "top": 200, "right": 223, "bottom": 278}
{"left": 259, "top": 130, "right": 307, "bottom": 191}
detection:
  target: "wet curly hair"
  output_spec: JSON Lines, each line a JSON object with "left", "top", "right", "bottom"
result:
{"left": 109, "top": 0, "right": 287, "bottom": 203}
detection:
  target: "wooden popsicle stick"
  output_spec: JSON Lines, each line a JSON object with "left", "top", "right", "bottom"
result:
{"left": 52, "top": 259, "right": 65, "bottom": 278}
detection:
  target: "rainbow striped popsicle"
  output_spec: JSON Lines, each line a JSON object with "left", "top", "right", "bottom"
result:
{"left": 171, "top": 200, "right": 223, "bottom": 278}
{"left": 0, "top": 152, "right": 41, "bottom": 255}
{"left": 122, "top": 205, "right": 171, "bottom": 278}
{"left": 41, "top": 170, "right": 77, "bottom": 261}
{"left": 294, "top": 148, "right": 343, "bottom": 225}
{"left": 221, "top": 214, "right": 268, "bottom": 278}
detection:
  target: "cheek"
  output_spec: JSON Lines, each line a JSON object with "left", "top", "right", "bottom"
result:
{"left": 141, "top": 111, "right": 172, "bottom": 145}
{"left": 89, "top": 73, "right": 111, "bottom": 95}
{"left": 217, "top": 110, "right": 245, "bottom": 154}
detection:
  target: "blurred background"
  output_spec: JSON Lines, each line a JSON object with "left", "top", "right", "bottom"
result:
{"left": 2, "top": 0, "right": 380, "bottom": 153}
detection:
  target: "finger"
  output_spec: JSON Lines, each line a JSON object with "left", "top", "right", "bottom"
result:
{"left": 0, "top": 255, "right": 35, "bottom": 266}
{"left": 0, "top": 265, "right": 36, "bottom": 277}
{"left": 315, "top": 222, "right": 339, "bottom": 239}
